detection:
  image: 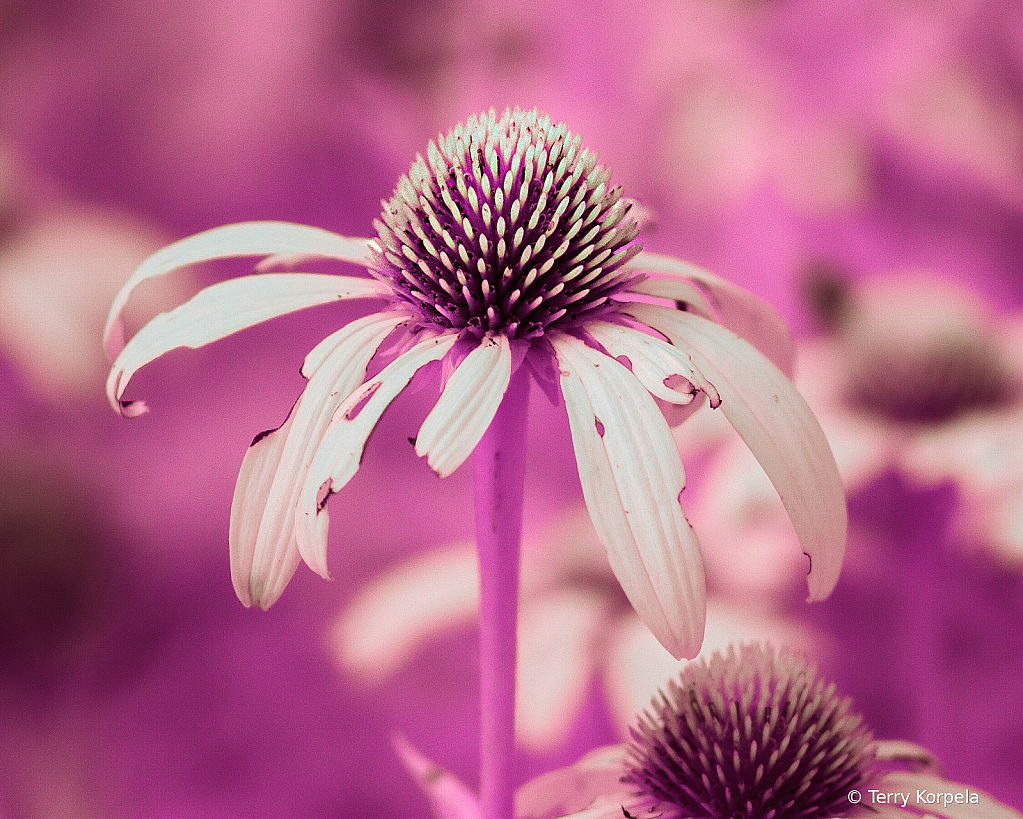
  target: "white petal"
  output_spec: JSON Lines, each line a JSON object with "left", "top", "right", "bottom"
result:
{"left": 228, "top": 409, "right": 303, "bottom": 609}
{"left": 104, "top": 220, "right": 376, "bottom": 358}
{"left": 393, "top": 735, "right": 481, "bottom": 819}
{"left": 515, "top": 745, "right": 631, "bottom": 819}
{"left": 873, "top": 739, "right": 943, "bottom": 772}
{"left": 553, "top": 334, "right": 706, "bottom": 660}
{"left": 585, "top": 320, "right": 717, "bottom": 405}
{"left": 623, "top": 270, "right": 715, "bottom": 318}
{"left": 877, "top": 772, "right": 1022, "bottom": 819}
{"left": 625, "top": 251, "right": 796, "bottom": 377}
{"left": 328, "top": 542, "right": 480, "bottom": 684}
{"left": 229, "top": 312, "right": 404, "bottom": 607}
{"left": 627, "top": 303, "right": 846, "bottom": 602}
{"left": 695, "top": 437, "right": 821, "bottom": 600}
{"left": 515, "top": 589, "right": 609, "bottom": 753}
{"left": 416, "top": 335, "right": 512, "bottom": 477}
{"left": 106, "top": 272, "right": 389, "bottom": 415}
{"left": 296, "top": 333, "right": 458, "bottom": 567}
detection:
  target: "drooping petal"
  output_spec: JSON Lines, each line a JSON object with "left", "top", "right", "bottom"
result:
{"left": 228, "top": 408, "right": 303, "bottom": 610}
{"left": 626, "top": 302, "right": 846, "bottom": 602}
{"left": 393, "top": 735, "right": 482, "bottom": 819}
{"left": 877, "top": 772, "right": 1022, "bottom": 819}
{"left": 229, "top": 312, "right": 405, "bottom": 607}
{"left": 296, "top": 333, "right": 459, "bottom": 568}
{"left": 415, "top": 334, "right": 512, "bottom": 478}
{"left": 107, "top": 272, "right": 390, "bottom": 416}
{"left": 329, "top": 542, "right": 480, "bottom": 684}
{"left": 625, "top": 251, "right": 796, "bottom": 377}
{"left": 552, "top": 334, "right": 706, "bottom": 660}
{"left": 104, "top": 220, "right": 376, "bottom": 358}
{"left": 515, "top": 745, "right": 631, "bottom": 819}
{"left": 585, "top": 320, "right": 717, "bottom": 406}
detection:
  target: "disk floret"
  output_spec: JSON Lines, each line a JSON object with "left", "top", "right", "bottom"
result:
{"left": 371, "top": 108, "right": 643, "bottom": 339}
{"left": 624, "top": 644, "right": 875, "bottom": 819}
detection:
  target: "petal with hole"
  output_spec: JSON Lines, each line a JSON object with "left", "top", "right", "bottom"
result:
{"left": 627, "top": 303, "right": 846, "bottom": 601}
{"left": 553, "top": 334, "right": 706, "bottom": 660}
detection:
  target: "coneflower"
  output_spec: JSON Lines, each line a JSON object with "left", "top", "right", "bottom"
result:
{"left": 105, "top": 109, "right": 846, "bottom": 819}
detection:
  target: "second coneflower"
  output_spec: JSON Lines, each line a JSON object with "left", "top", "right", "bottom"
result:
{"left": 502, "top": 644, "right": 1021, "bottom": 819}
{"left": 400, "top": 644, "right": 1023, "bottom": 819}
{"left": 104, "top": 108, "right": 845, "bottom": 819}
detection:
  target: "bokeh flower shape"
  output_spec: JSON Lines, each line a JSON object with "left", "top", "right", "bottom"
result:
{"left": 399, "top": 644, "right": 1023, "bottom": 819}
{"left": 104, "top": 108, "right": 845, "bottom": 660}
{"left": 802, "top": 272, "right": 1023, "bottom": 560}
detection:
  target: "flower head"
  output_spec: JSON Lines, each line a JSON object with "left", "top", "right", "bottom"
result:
{"left": 624, "top": 644, "right": 872, "bottom": 819}
{"left": 104, "top": 108, "right": 846, "bottom": 660}
{"left": 812, "top": 272, "right": 1016, "bottom": 427}
{"left": 373, "top": 110, "right": 641, "bottom": 340}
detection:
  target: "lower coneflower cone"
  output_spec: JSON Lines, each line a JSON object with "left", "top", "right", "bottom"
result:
{"left": 623, "top": 644, "right": 875, "bottom": 819}
{"left": 371, "top": 109, "right": 641, "bottom": 340}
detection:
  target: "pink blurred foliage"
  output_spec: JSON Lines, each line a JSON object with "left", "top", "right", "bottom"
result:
{"left": 0, "top": 0, "right": 1020, "bottom": 816}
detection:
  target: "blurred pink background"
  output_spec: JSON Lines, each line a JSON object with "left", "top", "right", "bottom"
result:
{"left": 1, "top": 1, "right": 1021, "bottom": 816}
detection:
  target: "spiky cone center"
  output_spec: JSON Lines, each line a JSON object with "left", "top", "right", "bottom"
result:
{"left": 624, "top": 644, "right": 875, "bottom": 819}
{"left": 370, "top": 109, "right": 642, "bottom": 340}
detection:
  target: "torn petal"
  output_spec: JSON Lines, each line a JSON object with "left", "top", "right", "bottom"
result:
{"left": 229, "top": 312, "right": 403, "bottom": 606}
{"left": 107, "top": 272, "right": 389, "bottom": 415}
{"left": 586, "top": 320, "right": 717, "bottom": 406}
{"left": 553, "top": 334, "right": 706, "bottom": 660}
{"left": 302, "top": 313, "right": 407, "bottom": 380}
{"left": 296, "top": 333, "right": 459, "bottom": 566}
{"left": 656, "top": 391, "right": 707, "bottom": 428}
{"left": 627, "top": 303, "right": 846, "bottom": 602}
{"left": 416, "top": 335, "right": 512, "bottom": 477}
{"left": 104, "top": 220, "right": 376, "bottom": 359}
{"left": 625, "top": 252, "right": 796, "bottom": 377}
